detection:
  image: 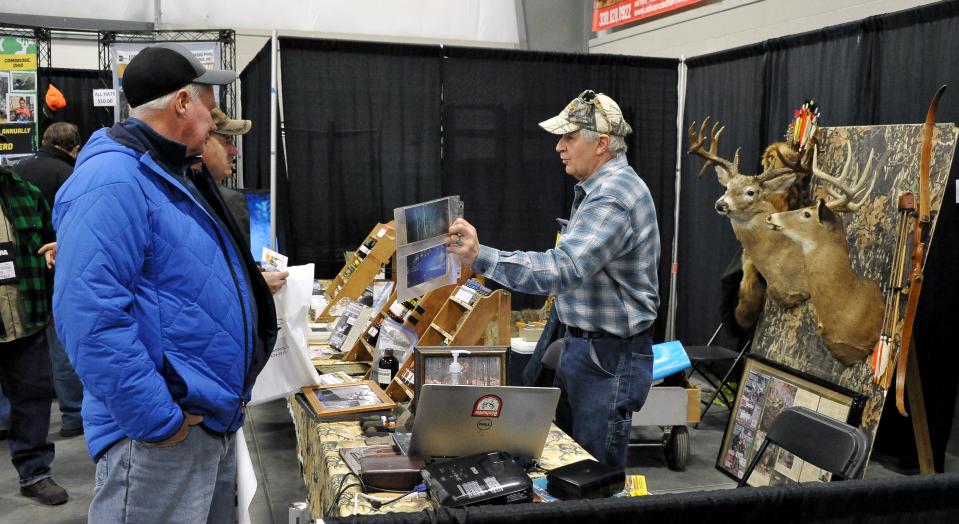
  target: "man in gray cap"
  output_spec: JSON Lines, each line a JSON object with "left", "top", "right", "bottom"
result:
{"left": 52, "top": 43, "right": 278, "bottom": 522}
{"left": 448, "top": 90, "right": 660, "bottom": 468}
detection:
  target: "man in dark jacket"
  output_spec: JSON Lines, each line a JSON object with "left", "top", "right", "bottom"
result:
{"left": 53, "top": 43, "right": 277, "bottom": 522}
{"left": 16, "top": 123, "right": 80, "bottom": 206}
{"left": 13, "top": 122, "right": 84, "bottom": 439}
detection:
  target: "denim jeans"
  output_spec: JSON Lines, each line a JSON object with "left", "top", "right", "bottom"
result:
{"left": 0, "top": 385, "right": 9, "bottom": 430}
{"left": 0, "top": 329, "right": 55, "bottom": 485}
{"left": 554, "top": 331, "right": 653, "bottom": 468}
{"left": 90, "top": 426, "right": 237, "bottom": 523}
{"left": 46, "top": 323, "right": 83, "bottom": 430}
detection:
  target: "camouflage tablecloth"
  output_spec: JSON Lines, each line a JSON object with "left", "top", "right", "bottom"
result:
{"left": 289, "top": 394, "right": 594, "bottom": 518}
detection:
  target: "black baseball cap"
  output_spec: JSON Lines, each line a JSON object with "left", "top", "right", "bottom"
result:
{"left": 122, "top": 42, "right": 236, "bottom": 108}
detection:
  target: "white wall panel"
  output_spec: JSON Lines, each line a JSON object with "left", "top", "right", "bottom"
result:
{"left": 589, "top": 0, "right": 941, "bottom": 58}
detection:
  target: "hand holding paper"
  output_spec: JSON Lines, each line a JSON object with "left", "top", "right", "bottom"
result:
{"left": 447, "top": 217, "right": 479, "bottom": 266}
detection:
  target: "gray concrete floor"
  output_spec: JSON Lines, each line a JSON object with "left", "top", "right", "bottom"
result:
{"left": 1, "top": 390, "right": 956, "bottom": 522}
{"left": 0, "top": 399, "right": 305, "bottom": 524}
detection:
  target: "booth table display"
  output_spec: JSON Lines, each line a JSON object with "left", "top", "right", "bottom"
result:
{"left": 290, "top": 394, "right": 594, "bottom": 519}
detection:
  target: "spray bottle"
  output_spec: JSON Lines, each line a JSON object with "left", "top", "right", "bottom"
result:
{"left": 448, "top": 349, "right": 471, "bottom": 385}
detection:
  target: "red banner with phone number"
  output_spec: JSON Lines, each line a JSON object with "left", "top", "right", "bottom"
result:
{"left": 593, "top": 0, "right": 703, "bottom": 31}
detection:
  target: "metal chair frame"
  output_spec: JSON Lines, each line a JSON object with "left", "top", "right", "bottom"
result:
{"left": 737, "top": 406, "right": 870, "bottom": 487}
{"left": 685, "top": 323, "right": 751, "bottom": 422}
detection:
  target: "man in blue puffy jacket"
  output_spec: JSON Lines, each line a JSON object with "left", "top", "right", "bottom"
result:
{"left": 52, "top": 43, "right": 278, "bottom": 523}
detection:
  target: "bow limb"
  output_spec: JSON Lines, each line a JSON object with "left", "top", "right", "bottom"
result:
{"left": 895, "top": 85, "right": 945, "bottom": 416}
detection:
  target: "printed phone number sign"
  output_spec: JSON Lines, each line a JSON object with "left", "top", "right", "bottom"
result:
{"left": 592, "top": 0, "right": 703, "bottom": 31}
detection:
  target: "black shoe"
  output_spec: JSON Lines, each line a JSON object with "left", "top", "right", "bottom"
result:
{"left": 59, "top": 426, "right": 84, "bottom": 438}
{"left": 0, "top": 429, "right": 8, "bottom": 441}
{"left": 20, "top": 478, "right": 69, "bottom": 506}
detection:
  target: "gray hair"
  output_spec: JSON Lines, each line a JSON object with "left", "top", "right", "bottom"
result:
{"left": 129, "top": 83, "right": 207, "bottom": 119}
{"left": 580, "top": 128, "right": 628, "bottom": 156}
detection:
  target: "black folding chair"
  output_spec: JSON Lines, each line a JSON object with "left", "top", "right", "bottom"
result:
{"left": 684, "top": 323, "right": 751, "bottom": 422}
{"left": 738, "top": 406, "right": 870, "bottom": 487}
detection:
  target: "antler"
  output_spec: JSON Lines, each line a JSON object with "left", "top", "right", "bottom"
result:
{"left": 754, "top": 162, "right": 797, "bottom": 184}
{"left": 812, "top": 142, "right": 878, "bottom": 212}
{"left": 687, "top": 116, "right": 741, "bottom": 178}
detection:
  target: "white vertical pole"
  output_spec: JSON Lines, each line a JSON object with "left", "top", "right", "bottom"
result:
{"left": 235, "top": 80, "right": 244, "bottom": 189}
{"left": 665, "top": 56, "right": 687, "bottom": 342}
{"left": 269, "top": 30, "right": 278, "bottom": 250}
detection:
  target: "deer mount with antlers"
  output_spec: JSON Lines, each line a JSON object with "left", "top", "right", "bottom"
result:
{"left": 688, "top": 118, "right": 880, "bottom": 337}
{"left": 688, "top": 118, "right": 810, "bottom": 330}
{"left": 767, "top": 199, "right": 884, "bottom": 365}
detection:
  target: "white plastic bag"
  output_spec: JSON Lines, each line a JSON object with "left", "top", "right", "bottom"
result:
{"left": 250, "top": 264, "right": 321, "bottom": 405}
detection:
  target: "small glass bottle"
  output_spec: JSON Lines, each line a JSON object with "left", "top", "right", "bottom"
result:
{"left": 377, "top": 348, "right": 398, "bottom": 388}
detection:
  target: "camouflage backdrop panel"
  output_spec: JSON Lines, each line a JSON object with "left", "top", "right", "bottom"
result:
{"left": 752, "top": 123, "right": 958, "bottom": 436}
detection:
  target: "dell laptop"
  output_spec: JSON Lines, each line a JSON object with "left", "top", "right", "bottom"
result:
{"left": 397, "top": 384, "right": 561, "bottom": 460}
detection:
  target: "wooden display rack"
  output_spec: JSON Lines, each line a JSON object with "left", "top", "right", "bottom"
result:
{"left": 342, "top": 269, "right": 473, "bottom": 363}
{"left": 385, "top": 287, "right": 511, "bottom": 402}
{"left": 317, "top": 222, "right": 396, "bottom": 322}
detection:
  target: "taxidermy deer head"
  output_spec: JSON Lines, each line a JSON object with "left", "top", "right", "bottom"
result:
{"left": 767, "top": 197, "right": 883, "bottom": 365}
{"left": 687, "top": 118, "right": 811, "bottom": 330}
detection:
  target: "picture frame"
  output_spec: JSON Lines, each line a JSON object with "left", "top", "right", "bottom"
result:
{"left": 413, "top": 346, "right": 508, "bottom": 402}
{"left": 717, "top": 355, "right": 867, "bottom": 486}
{"left": 314, "top": 361, "right": 373, "bottom": 379}
{"left": 301, "top": 380, "right": 395, "bottom": 417}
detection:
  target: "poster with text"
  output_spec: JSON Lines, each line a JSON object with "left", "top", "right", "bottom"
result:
{"left": 0, "top": 37, "right": 38, "bottom": 159}
{"left": 111, "top": 42, "right": 221, "bottom": 123}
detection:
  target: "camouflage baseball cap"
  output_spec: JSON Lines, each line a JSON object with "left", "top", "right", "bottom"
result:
{"left": 211, "top": 107, "right": 252, "bottom": 136}
{"left": 539, "top": 90, "right": 632, "bottom": 137}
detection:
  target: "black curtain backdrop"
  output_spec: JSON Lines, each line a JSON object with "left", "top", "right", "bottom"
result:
{"left": 242, "top": 38, "right": 442, "bottom": 275}
{"left": 37, "top": 68, "right": 112, "bottom": 145}
{"left": 241, "top": 39, "right": 677, "bottom": 332}
{"left": 440, "top": 46, "right": 677, "bottom": 320}
{"left": 678, "top": 49, "right": 765, "bottom": 349}
{"left": 682, "top": 0, "right": 959, "bottom": 470}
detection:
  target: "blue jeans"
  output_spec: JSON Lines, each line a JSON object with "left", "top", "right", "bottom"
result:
{"left": 46, "top": 324, "right": 83, "bottom": 430}
{"left": 0, "top": 385, "right": 9, "bottom": 430}
{"left": 0, "top": 329, "right": 55, "bottom": 485}
{"left": 90, "top": 426, "right": 237, "bottom": 523}
{"left": 554, "top": 331, "right": 653, "bottom": 468}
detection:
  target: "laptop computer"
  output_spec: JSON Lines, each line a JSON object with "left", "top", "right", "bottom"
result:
{"left": 396, "top": 384, "right": 561, "bottom": 460}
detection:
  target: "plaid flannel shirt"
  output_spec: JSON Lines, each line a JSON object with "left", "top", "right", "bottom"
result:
{"left": 474, "top": 155, "right": 660, "bottom": 338}
{"left": 0, "top": 167, "right": 54, "bottom": 338}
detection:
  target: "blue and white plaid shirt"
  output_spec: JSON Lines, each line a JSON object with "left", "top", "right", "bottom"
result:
{"left": 474, "top": 154, "right": 660, "bottom": 338}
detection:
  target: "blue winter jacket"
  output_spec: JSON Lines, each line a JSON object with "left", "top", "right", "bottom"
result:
{"left": 52, "top": 120, "right": 277, "bottom": 460}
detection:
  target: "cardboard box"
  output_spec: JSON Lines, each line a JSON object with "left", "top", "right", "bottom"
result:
{"left": 686, "top": 385, "right": 701, "bottom": 424}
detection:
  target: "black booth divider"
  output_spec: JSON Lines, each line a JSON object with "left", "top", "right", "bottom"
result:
{"left": 239, "top": 0, "right": 959, "bottom": 471}
{"left": 325, "top": 472, "right": 959, "bottom": 524}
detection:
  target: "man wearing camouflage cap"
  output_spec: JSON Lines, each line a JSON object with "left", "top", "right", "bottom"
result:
{"left": 448, "top": 90, "right": 660, "bottom": 467}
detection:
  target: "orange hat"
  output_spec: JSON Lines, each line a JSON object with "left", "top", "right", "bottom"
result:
{"left": 45, "top": 84, "right": 66, "bottom": 111}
